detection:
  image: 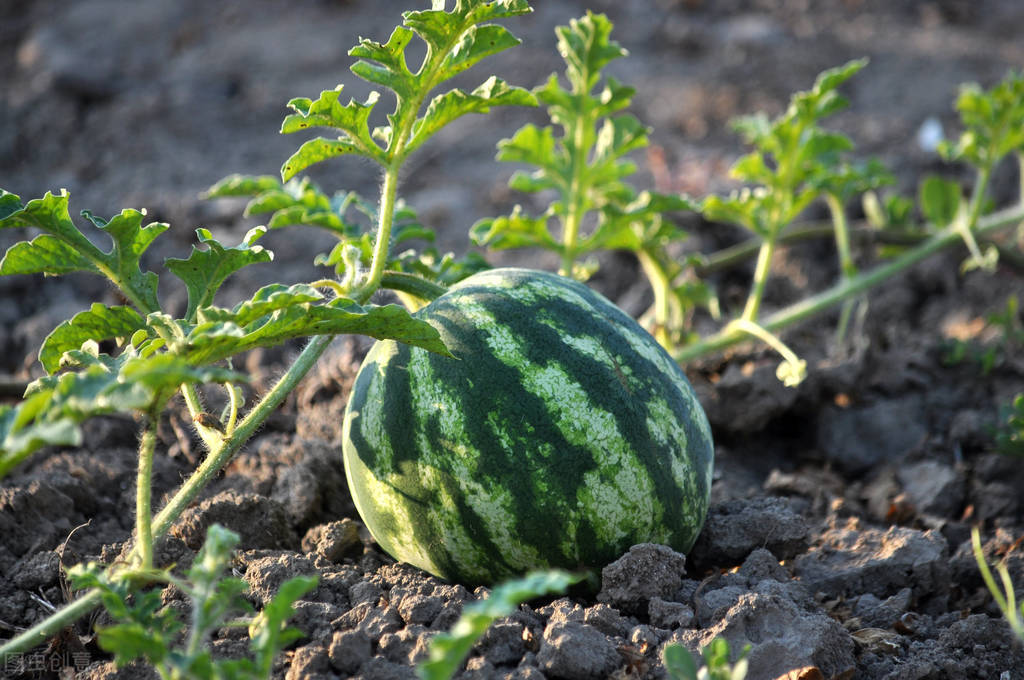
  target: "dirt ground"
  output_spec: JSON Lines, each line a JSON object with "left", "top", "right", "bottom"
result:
{"left": 2, "top": 1, "right": 1024, "bottom": 678}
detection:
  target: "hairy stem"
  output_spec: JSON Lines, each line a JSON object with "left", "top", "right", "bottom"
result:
{"left": 135, "top": 406, "right": 160, "bottom": 570}
{"left": 0, "top": 590, "right": 104, "bottom": 659}
{"left": 180, "top": 384, "right": 220, "bottom": 449}
{"left": 676, "top": 201, "right": 1024, "bottom": 363}
{"left": 152, "top": 333, "right": 333, "bottom": 537}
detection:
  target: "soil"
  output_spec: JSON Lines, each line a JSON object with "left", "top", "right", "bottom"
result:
{"left": 2, "top": 1, "right": 1024, "bottom": 679}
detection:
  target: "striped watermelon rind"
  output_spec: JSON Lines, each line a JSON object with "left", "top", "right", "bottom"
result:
{"left": 342, "top": 267, "right": 714, "bottom": 585}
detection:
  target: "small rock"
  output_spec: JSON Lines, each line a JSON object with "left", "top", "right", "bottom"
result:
{"left": 597, "top": 544, "right": 687, "bottom": 615}
{"left": 537, "top": 621, "right": 621, "bottom": 680}
{"left": 701, "top": 361, "right": 800, "bottom": 433}
{"left": 478, "top": 621, "right": 527, "bottom": 666}
{"left": 851, "top": 588, "right": 913, "bottom": 629}
{"left": 352, "top": 656, "right": 417, "bottom": 680}
{"left": 582, "top": 603, "right": 631, "bottom": 638}
{"left": 897, "top": 460, "right": 964, "bottom": 517}
{"left": 648, "top": 597, "right": 695, "bottom": 630}
{"left": 11, "top": 550, "right": 61, "bottom": 590}
{"left": 690, "top": 497, "right": 809, "bottom": 568}
{"left": 284, "top": 643, "right": 330, "bottom": 680}
{"left": 328, "top": 629, "right": 372, "bottom": 675}
{"left": 301, "top": 519, "right": 361, "bottom": 562}
{"left": 171, "top": 491, "right": 298, "bottom": 551}
{"left": 240, "top": 552, "right": 319, "bottom": 607}
{"left": 700, "top": 587, "right": 855, "bottom": 680}
{"left": 793, "top": 522, "right": 949, "bottom": 610}
{"left": 379, "top": 626, "right": 428, "bottom": 665}
{"left": 397, "top": 593, "right": 444, "bottom": 626}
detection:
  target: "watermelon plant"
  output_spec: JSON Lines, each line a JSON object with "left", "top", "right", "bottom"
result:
{"left": 2, "top": 1, "right": 1024, "bottom": 677}
{"left": 0, "top": 0, "right": 540, "bottom": 669}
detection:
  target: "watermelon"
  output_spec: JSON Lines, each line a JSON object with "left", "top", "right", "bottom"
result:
{"left": 342, "top": 267, "right": 714, "bottom": 585}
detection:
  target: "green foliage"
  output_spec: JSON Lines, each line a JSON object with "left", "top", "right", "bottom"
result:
{"left": 0, "top": 190, "right": 166, "bottom": 312}
{"left": 280, "top": 0, "right": 535, "bottom": 179}
{"left": 663, "top": 638, "right": 750, "bottom": 680}
{"left": 470, "top": 12, "right": 704, "bottom": 346}
{"left": 971, "top": 527, "right": 1024, "bottom": 642}
{"left": 67, "top": 525, "right": 317, "bottom": 680}
{"left": 417, "top": 570, "right": 579, "bottom": 680}
{"left": 702, "top": 59, "right": 890, "bottom": 239}
{"left": 940, "top": 72, "right": 1024, "bottom": 169}
{"left": 918, "top": 176, "right": 963, "bottom": 228}
{"left": 0, "top": 189, "right": 448, "bottom": 475}
{"left": 204, "top": 175, "right": 486, "bottom": 293}
{"left": 472, "top": 12, "right": 694, "bottom": 272}
{"left": 0, "top": 341, "right": 246, "bottom": 478}
{"left": 996, "top": 394, "right": 1024, "bottom": 456}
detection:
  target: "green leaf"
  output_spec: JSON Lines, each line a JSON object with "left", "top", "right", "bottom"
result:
{"left": 249, "top": 575, "right": 319, "bottom": 676}
{"left": 555, "top": 11, "right": 627, "bottom": 94}
{"left": 202, "top": 174, "right": 281, "bottom": 198}
{"left": 96, "top": 623, "right": 172, "bottom": 667}
{"left": 1, "top": 344, "right": 246, "bottom": 478}
{"left": 283, "top": 0, "right": 533, "bottom": 177}
{"left": 417, "top": 570, "right": 579, "bottom": 680}
{"left": 0, "top": 396, "right": 82, "bottom": 478}
{"left": 407, "top": 76, "right": 536, "bottom": 155}
{"left": 349, "top": 27, "right": 418, "bottom": 100}
{"left": 282, "top": 134, "right": 378, "bottom": 183}
{"left": 479, "top": 12, "right": 678, "bottom": 279}
{"left": 181, "top": 292, "right": 451, "bottom": 366}
{"left": 470, "top": 206, "right": 559, "bottom": 251}
{"left": 918, "top": 175, "right": 962, "bottom": 227}
{"left": 39, "top": 303, "right": 147, "bottom": 374}
{"left": 707, "top": 60, "right": 872, "bottom": 238}
{"left": 403, "top": 0, "right": 533, "bottom": 55}
{"left": 0, "top": 191, "right": 168, "bottom": 313}
{"left": 165, "top": 227, "right": 273, "bottom": 321}
{"left": 940, "top": 71, "right": 1024, "bottom": 168}
{"left": 662, "top": 643, "right": 699, "bottom": 680}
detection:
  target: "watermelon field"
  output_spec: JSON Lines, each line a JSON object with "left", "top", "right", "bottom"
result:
{"left": 2, "top": 1, "right": 1024, "bottom": 679}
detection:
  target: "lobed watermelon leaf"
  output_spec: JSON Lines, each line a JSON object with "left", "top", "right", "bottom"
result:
{"left": 165, "top": 227, "right": 273, "bottom": 321}
{"left": 39, "top": 303, "right": 147, "bottom": 375}
{"left": 0, "top": 191, "right": 167, "bottom": 313}
{"left": 175, "top": 286, "right": 451, "bottom": 366}
{"left": 0, "top": 344, "right": 248, "bottom": 476}
{"left": 280, "top": 0, "right": 535, "bottom": 180}
{"left": 704, "top": 59, "right": 886, "bottom": 239}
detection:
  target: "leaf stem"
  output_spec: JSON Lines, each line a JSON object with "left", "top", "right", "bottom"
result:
{"left": 354, "top": 168, "right": 400, "bottom": 301}
{"left": 676, "top": 201, "right": 1024, "bottom": 363}
{"left": 179, "top": 384, "right": 220, "bottom": 449}
{"left": 0, "top": 590, "right": 104, "bottom": 659}
{"left": 380, "top": 270, "right": 448, "bottom": 302}
{"left": 740, "top": 238, "right": 777, "bottom": 322}
{"left": 135, "top": 406, "right": 160, "bottom": 570}
{"left": 958, "top": 165, "right": 992, "bottom": 264}
{"left": 151, "top": 333, "right": 333, "bottom": 538}
{"left": 825, "top": 192, "right": 858, "bottom": 345}
{"left": 636, "top": 249, "right": 672, "bottom": 348}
